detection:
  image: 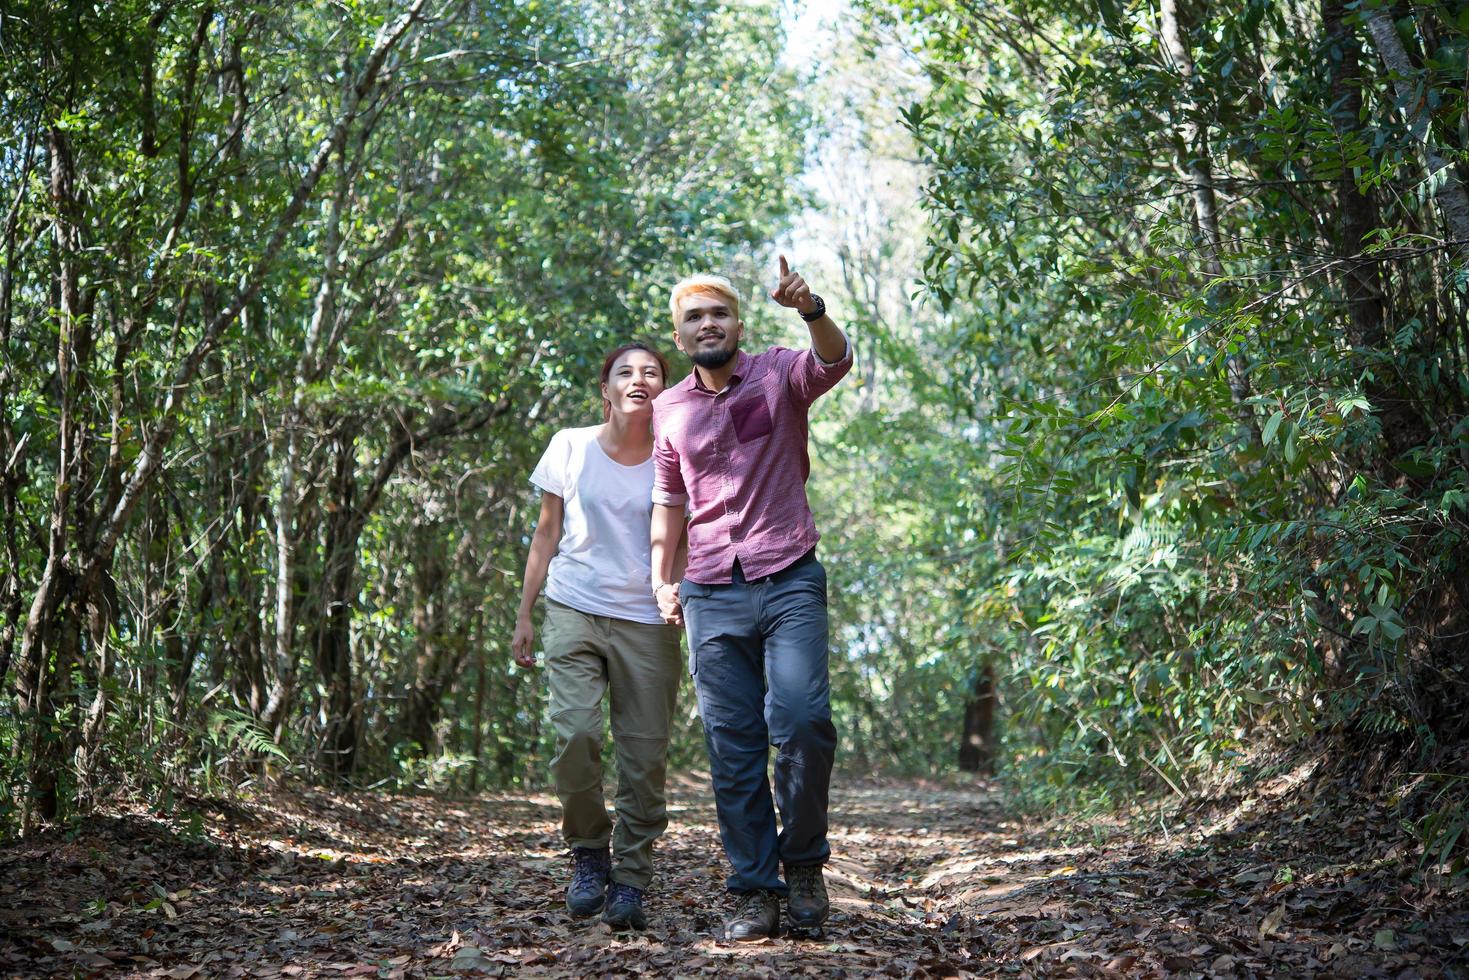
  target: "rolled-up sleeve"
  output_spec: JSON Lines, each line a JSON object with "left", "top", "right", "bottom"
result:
{"left": 651, "top": 413, "right": 688, "bottom": 506}
{"left": 788, "top": 339, "right": 853, "bottom": 406}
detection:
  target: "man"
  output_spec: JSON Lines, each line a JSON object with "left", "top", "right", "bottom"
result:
{"left": 649, "top": 257, "right": 850, "bottom": 940}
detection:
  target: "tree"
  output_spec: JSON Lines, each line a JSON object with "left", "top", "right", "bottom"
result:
{"left": 866, "top": 0, "right": 1469, "bottom": 796}
{"left": 2, "top": 0, "right": 811, "bottom": 827}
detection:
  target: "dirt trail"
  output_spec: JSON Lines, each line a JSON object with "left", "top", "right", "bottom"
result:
{"left": 2, "top": 770, "right": 1465, "bottom": 977}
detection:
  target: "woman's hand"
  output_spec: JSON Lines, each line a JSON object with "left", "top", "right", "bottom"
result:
{"left": 512, "top": 617, "right": 536, "bottom": 668}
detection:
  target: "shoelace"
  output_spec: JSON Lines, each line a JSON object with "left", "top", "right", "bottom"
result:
{"left": 608, "top": 883, "right": 641, "bottom": 905}
{"left": 734, "top": 890, "right": 771, "bottom": 916}
{"left": 572, "top": 851, "right": 607, "bottom": 886}
{"left": 789, "top": 870, "right": 820, "bottom": 899}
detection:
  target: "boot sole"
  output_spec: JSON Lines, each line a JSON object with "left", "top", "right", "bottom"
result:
{"left": 602, "top": 912, "right": 647, "bottom": 931}
{"left": 786, "top": 909, "right": 829, "bottom": 929}
{"left": 567, "top": 898, "right": 606, "bottom": 917}
{"left": 723, "top": 917, "right": 781, "bottom": 942}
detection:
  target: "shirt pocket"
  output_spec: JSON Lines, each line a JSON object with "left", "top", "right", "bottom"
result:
{"left": 731, "top": 397, "right": 773, "bottom": 444}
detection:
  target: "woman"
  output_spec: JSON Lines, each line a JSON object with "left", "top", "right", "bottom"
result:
{"left": 512, "top": 342, "right": 684, "bottom": 932}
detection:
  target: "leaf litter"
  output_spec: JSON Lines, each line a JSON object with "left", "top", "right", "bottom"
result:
{"left": 1, "top": 766, "right": 1465, "bottom": 977}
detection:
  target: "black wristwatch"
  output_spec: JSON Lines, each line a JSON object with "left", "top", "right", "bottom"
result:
{"left": 798, "top": 294, "right": 826, "bottom": 322}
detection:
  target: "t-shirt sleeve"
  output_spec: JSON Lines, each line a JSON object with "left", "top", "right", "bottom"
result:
{"left": 529, "top": 430, "right": 569, "bottom": 497}
{"left": 651, "top": 409, "right": 688, "bottom": 507}
{"left": 787, "top": 340, "right": 853, "bottom": 406}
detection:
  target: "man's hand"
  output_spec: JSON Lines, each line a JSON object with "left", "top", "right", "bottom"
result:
{"left": 656, "top": 582, "right": 684, "bottom": 626}
{"left": 511, "top": 616, "right": 537, "bottom": 668}
{"left": 770, "top": 254, "right": 818, "bottom": 316}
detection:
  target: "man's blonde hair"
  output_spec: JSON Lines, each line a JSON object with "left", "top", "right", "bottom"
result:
{"left": 670, "top": 274, "right": 741, "bottom": 330}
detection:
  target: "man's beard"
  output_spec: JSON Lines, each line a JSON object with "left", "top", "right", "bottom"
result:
{"left": 690, "top": 347, "right": 736, "bottom": 369}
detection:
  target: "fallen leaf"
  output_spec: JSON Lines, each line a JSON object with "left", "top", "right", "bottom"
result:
{"left": 450, "top": 946, "right": 494, "bottom": 973}
{"left": 1258, "top": 904, "right": 1286, "bottom": 939}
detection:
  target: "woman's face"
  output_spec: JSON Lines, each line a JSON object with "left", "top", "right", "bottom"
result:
{"left": 603, "top": 349, "right": 665, "bottom": 418}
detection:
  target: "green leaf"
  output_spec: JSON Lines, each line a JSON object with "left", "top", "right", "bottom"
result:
{"left": 1262, "top": 410, "right": 1285, "bottom": 446}
{"left": 1393, "top": 455, "right": 1436, "bottom": 478}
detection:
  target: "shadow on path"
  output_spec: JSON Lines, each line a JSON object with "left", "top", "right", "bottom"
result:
{"left": 2, "top": 769, "right": 1465, "bottom": 977}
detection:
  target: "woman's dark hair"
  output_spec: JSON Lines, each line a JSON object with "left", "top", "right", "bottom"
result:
{"left": 600, "top": 342, "right": 672, "bottom": 421}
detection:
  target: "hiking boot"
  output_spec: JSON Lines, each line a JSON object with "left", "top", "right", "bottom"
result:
{"left": 601, "top": 882, "right": 647, "bottom": 930}
{"left": 786, "top": 864, "right": 829, "bottom": 928}
{"left": 565, "top": 846, "right": 610, "bottom": 917}
{"left": 723, "top": 889, "right": 780, "bottom": 941}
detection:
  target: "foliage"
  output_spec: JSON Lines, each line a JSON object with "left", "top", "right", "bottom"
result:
{"left": 861, "top": 0, "right": 1469, "bottom": 805}
{"left": 6, "top": 0, "right": 1469, "bottom": 865}
{"left": 0, "top": 0, "right": 806, "bottom": 832}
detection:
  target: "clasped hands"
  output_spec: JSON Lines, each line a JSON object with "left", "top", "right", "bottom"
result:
{"left": 655, "top": 582, "right": 683, "bottom": 626}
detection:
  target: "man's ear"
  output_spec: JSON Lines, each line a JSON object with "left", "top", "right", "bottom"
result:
{"left": 672, "top": 326, "right": 687, "bottom": 353}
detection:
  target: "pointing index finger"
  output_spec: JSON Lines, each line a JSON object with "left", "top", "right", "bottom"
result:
{"left": 779, "top": 254, "right": 789, "bottom": 278}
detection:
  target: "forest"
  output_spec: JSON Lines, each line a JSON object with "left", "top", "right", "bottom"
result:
{"left": 2, "top": 0, "right": 1467, "bottom": 975}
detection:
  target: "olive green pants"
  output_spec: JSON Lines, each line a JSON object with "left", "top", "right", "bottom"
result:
{"left": 543, "top": 599, "right": 682, "bottom": 890}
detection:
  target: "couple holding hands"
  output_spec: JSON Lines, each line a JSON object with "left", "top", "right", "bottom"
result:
{"left": 512, "top": 258, "right": 849, "bottom": 940}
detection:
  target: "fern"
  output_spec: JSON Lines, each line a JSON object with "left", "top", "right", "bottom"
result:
{"left": 207, "top": 709, "right": 288, "bottom": 762}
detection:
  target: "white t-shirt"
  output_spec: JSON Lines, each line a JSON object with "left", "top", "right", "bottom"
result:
{"left": 529, "top": 425, "right": 663, "bottom": 625}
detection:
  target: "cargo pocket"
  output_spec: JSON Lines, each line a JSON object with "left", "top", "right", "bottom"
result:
{"left": 680, "top": 580, "right": 711, "bottom": 676}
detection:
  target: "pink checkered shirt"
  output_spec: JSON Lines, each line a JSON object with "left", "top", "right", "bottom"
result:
{"left": 652, "top": 344, "right": 852, "bottom": 584}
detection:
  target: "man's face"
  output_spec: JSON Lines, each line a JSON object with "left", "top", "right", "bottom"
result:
{"left": 673, "top": 291, "right": 743, "bottom": 369}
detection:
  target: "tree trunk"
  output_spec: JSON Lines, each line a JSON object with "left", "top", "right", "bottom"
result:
{"left": 263, "top": 126, "right": 351, "bottom": 743}
{"left": 314, "top": 426, "right": 362, "bottom": 780}
{"left": 1157, "top": 0, "right": 1255, "bottom": 433}
{"left": 958, "top": 661, "right": 997, "bottom": 774}
{"left": 402, "top": 533, "right": 449, "bottom": 756}
{"left": 228, "top": 425, "right": 271, "bottom": 719}
{"left": 0, "top": 124, "right": 38, "bottom": 686}
{"left": 469, "top": 609, "right": 487, "bottom": 793}
{"left": 14, "top": 124, "right": 88, "bottom": 829}
{"left": 75, "top": 576, "right": 117, "bottom": 807}
{"left": 1363, "top": 8, "right": 1469, "bottom": 249}
{"left": 401, "top": 525, "right": 486, "bottom": 761}
{"left": 1322, "top": 0, "right": 1386, "bottom": 352}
